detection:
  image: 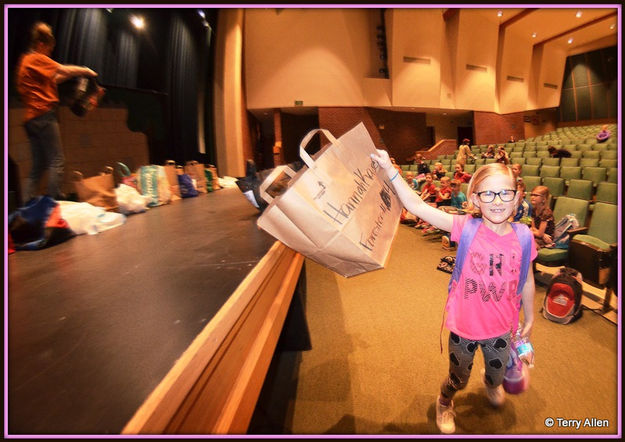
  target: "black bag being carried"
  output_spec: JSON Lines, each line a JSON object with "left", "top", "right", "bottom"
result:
{"left": 58, "top": 76, "right": 104, "bottom": 117}
{"left": 541, "top": 267, "right": 584, "bottom": 324}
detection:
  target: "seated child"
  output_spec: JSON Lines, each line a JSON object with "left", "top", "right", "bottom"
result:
{"left": 529, "top": 185, "right": 555, "bottom": 249}
{"left": 404, "top": 171, "right": 419, "bottom": 190}
{"left": 511, "top": 163, "right": 523, "bottom": 183}
{"left": 495, "top": 145, "right": 510, "bottom": 165}
{"left": 435, "top": 176, "right": 452, "bottom": 208}
{"left": 414, "top": 173, "right": 438, "bottom": 229}
{"left": 512, "top": 178, "right": 532, "bottom": 223}
{"left": 419, "top": 173, "right": 438, "bottom": 205}
{"left": 433, "top": 162, "right": 447, "bottom": 180}
{"left": 449, "top": 179, "right": 467, "bottom": 211}
{"left": 481, "top": 144, "right": 495, "bottom": 159}
{"left": 596, "top": 124, "right": 611, "bottom": 143}
{"left": 453, "top": 163, "right": 472, "bottom": 183}
{"left": 441, "top": 179, "right": 467, "bottom": 249}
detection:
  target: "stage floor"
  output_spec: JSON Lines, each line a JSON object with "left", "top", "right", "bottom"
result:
{"left": 7, "top": 188, "right": 276, "bottom": 434}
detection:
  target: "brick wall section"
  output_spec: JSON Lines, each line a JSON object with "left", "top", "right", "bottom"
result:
{"left": 367, "top": 108, "right": 429, "bottom": 164}
{"left": 318, "top": 107, "right": 435, "bottom": 164}
{"left": 318, "top": 107, "right": 381, "bottom": 147}
{"left": 473, "top": 111, "right": 525, "bottom": 145}
{"left": 9, "top": 106, "right": 149, "bottom": 199}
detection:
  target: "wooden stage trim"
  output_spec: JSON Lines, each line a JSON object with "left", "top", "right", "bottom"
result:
{"left": 122, "top": 241, "right": 304, "bottom": 434}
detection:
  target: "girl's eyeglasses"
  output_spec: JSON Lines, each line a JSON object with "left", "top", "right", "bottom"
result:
{"left": 476, "top": 189, "right": 517, "bottom": 203}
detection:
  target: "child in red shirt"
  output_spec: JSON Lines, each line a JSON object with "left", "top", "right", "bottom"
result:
{"left": 435, "top": 176, "right": 453, "bottom": 207}
{"left": 453, "top": 163, "right": 472, "bottom": 183}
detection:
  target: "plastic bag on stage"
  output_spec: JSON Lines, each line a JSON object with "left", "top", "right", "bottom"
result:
{"left": 115, "top": 184, "right": 151, "bottom": 214}
{"left": 257, "top": 122, "right": 401, "bottom": 278}
{"left": 178, "top": 173, "right": 199, "bottom": 198}
{"left": 58, "top": 201, "right": 126, "bottom": 235}
{"left": 8, "top": 196, "right": 75, "bottom": 250}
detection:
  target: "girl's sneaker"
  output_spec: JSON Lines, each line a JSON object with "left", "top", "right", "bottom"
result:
{"left": 436, "top": 396, "right": 456, "bottom": 434}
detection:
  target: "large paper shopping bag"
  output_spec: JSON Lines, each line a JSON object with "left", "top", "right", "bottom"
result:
{"left": 257, "top": 122, "right": 401, "bottom": 277}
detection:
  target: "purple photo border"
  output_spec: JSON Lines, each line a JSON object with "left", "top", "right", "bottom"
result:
{"left": 3, "top": 3, "right": 622, "bottom": 439}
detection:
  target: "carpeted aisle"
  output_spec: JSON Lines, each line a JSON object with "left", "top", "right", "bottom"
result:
{"left": 250, "top": 224, "right": 619, "bottom": 435}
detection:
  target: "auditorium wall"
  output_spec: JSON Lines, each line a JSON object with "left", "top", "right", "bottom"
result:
{"left": 8, "top": 106, "right": 150, "bottom": 200}
{"left": 244, "top": 9, "right": 370, "bottom": 109}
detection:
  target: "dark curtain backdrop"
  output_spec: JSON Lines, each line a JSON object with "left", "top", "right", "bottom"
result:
{"left": 166, "top": 14, "right": 200, "bottom": 164}
{"left": 559, "top": 45, "right": 617, "bottom": 122}
{"left": 7, "top": 7, "right": 215, "bottom": 165}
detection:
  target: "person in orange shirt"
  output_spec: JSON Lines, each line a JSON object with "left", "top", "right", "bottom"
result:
{"left": 16, "top": 22, "right": 98, "bottom": 203}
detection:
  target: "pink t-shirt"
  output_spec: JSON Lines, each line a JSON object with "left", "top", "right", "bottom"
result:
{"left": 445, "top": 215, "right": 537, "bottom": 340}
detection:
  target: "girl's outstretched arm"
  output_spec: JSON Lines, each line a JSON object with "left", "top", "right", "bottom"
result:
{"left": 371, "top": 150, "right": 453, "bottom": 232}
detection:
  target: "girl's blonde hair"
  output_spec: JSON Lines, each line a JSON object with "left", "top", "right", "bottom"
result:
{"left": 465, "top": 162, "right": 516, "bottom": 215}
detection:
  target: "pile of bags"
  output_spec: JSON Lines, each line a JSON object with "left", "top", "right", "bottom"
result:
{"left": 8, "top": 160, "right": 222, "bottom": 252}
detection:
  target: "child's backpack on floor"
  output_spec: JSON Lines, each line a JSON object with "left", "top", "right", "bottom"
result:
{"left": 541, "top": 267, "right": 584, "bottom": 324}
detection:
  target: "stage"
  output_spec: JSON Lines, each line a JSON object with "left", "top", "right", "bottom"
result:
{"left": 7, "top": 188, "right": 278, "bottom": 434}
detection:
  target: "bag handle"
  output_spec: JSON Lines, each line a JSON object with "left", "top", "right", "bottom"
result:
{"left": 117, "top": 162, "right": 131, "bottom": 177}
{"left": 298, "top": 128, "right": 341, "bottom": 169}
{"left": 259, "top": 165, "right": 296, "bottom": 204}
{"left": 165, "top": 160, "right": 176, "bottom": 166}
{"left": 73, "top": 171, "right": 84, "bottom": 181}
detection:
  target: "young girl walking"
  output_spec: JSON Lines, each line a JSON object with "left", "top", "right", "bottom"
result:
{"left": 371, "top": 150, "right": 537, "bottom": 434}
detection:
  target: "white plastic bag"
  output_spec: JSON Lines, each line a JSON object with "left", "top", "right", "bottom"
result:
{"left": 58, "top": 201, "right": 126, "bottom": 235}
{"left": 115, "top": 184, "right": 151, "bottom": 214}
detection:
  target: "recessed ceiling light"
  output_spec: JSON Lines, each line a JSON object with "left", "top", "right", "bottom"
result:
{"left": 610, "top": 24, "right": 616, "bottom": 30}
{"left": 130, "top": 15, "right": 145, "bottom": 30}
{"left": 576, "top": 11, "right": 582, "bottom": 18}
{"left": 567, "top": 38, "right": 574, "bottom": 44}
{"left": 497, "top": 10, "right": 503, "bottom": 17}
{"left": 532, "top": 32, "right": 537, "bottom": 38}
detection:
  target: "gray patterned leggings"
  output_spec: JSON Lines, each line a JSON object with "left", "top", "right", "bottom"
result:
{"left": 440, "top": 331, "right": 511, "bottom": 400}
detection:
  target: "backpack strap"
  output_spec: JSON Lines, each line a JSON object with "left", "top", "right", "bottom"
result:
{"left": 511, "top": 222, "right": 533, "bottom": 295}
{"left": 441, "top": 216, "right": 481, "bottom": 352}
{"left": 447, "top": 216, "right": 481, "bottom": 292}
